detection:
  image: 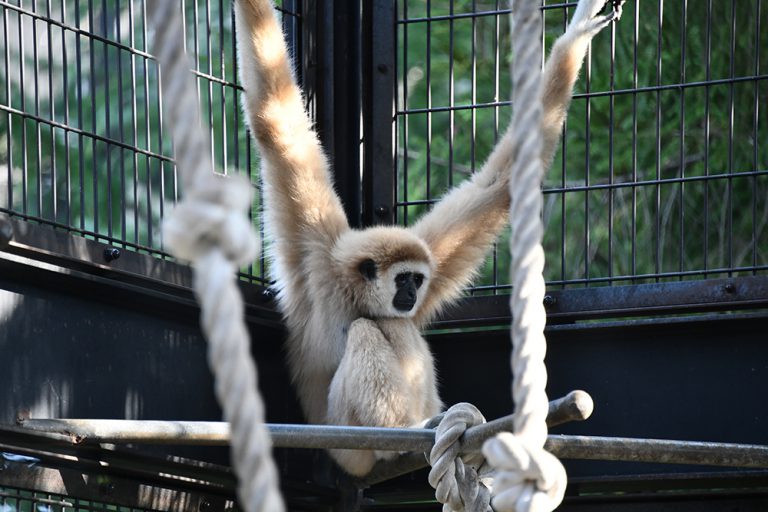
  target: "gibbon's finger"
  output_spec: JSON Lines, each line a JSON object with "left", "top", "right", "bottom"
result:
{"left": 611, "top": 0, "right": 627, "bottom": 21}
{"left": 571, "top": 0, "right": 612, "bottom": 26}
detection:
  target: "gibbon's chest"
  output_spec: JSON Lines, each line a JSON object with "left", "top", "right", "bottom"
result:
{"left": 375, "top": 319, "right": 435, "bottom": 390}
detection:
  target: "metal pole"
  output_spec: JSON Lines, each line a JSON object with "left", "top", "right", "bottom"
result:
{"left": 20, "top": 419, "right": 231, "bottom": 446}
{"left": 18, "top": 390, "right": 592, "bottom": 447}
{"left": 362, "top": 434, "right": 768, "bottom": 486}
{"left": 17, "top": 423, "right": 768, "bottom": 472}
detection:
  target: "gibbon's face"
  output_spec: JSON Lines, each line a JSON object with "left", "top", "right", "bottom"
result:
{"left": 333, "top": 227, "right": 436, "bottom": 319}
{"left": 357, "top": 258, "right": 432, "bottom": 319}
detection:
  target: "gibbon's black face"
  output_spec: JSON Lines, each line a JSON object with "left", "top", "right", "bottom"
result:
{"left": 392, "top": 271, "right": 425, "bottom": 312}
{"left": 357, "top": 257, "right": 429, "bottom": 317}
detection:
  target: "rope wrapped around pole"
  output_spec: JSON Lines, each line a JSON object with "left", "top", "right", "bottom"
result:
{"left": 481, "top": 0, "right": 567, "bottom": 511}
{"left": 146, "top": 3, "right": 284, "bottom": 511}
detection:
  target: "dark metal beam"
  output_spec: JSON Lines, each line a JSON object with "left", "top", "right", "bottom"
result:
{"left": 430, "top": 276, "right": 768, "bottom": 328}
{"left": 362, "top": 0, "right": 396, "bottom": 226}
{"left": 302, "top": 1, "right": 362, "bottom": 227}
{"left": 0, "top": 212, "right": 283, "bottom": 329}
{"left": 2, "top": 212, "right": 766, "bottom": 329}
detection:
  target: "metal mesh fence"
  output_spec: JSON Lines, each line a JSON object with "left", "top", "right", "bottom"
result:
{"left": 0, "top": 0, "right": 302, "bottom": 284}
{"left": 1, "top": 1, "right": 766, "bottom": 297}
{"left": 0, "top": 485, "right": 151, "bottom": 512}
{"left": 396, "top": 0, "right": 768, "bottom": 293}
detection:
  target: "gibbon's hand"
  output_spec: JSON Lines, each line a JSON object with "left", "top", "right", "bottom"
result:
{"left": 570, "top": 0, "right": 626, "bottom": 37}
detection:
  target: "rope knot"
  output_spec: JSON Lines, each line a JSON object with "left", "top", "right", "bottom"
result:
{"left": 429, "top": 403, "right": 492, "bottom": 512}
{"left": 482, "top": 432, "right": 566, "bottom": 512}
{"left": 164, "top": 174, "right": 259, "bottom": 266}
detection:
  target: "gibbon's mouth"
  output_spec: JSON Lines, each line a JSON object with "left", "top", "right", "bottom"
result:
{"left": 393, "top": 299, "right": 416, "bottom": 312}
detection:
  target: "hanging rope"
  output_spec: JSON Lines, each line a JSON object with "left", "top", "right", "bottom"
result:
{"left": 428, "top": 1, "right": 563, "bottom": 509}
{"left": 480, "top": 0, "right": 566, "bottom": 511}
{"left": 147, "top": 3, "right": 284, "bottom": 511}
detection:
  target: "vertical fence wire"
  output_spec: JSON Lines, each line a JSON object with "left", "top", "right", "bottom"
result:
{"left": 0, "top": 1, "right": 766, "bottom": 292}
{"left": 392, "top": 0, "right": 768, "bottom": 291}
{"left": 0, "top": 0, "right": 304, "bottom": 286}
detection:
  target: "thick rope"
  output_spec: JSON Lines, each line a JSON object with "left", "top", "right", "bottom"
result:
{"left": 147, "top": 3, "right": 284, "bottom": 511}
{"left": 480, "top": 0, "right": 567, "bottom": 511}
{"left": 429, "top": 403, "right": 492, "bottom": 512}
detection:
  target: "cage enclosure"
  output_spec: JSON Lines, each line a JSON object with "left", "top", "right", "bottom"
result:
{"left": 0, "top": 1, "right": 767, "bottom": 511}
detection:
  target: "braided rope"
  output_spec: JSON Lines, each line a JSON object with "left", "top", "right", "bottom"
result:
{"left": 147, "top": 3, "right": 284, "bottom": 511}
{"left": 429, "top": 403, "right": 492, "bottom": 512}
{"left": 481, "top": 0, "right": 566, "bottom": 511}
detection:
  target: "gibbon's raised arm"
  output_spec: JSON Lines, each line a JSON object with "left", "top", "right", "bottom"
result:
{"left": 412, "top": 0, "right": 619, "bottom": 324}
{"left": 235, "top": 0, "right": 348, "bottom": 247}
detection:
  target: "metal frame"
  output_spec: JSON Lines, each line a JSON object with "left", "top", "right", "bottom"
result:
{"left": 0, "top": 212, "right": 282, "bottom": 328}
{"left": 17, "top": 417, "right": 768, "bottom": 476}
{"left": 389, "top": 0, "right": 767, "bottom": 291}
{"left": 0, "top": 2, "right": 767, "bottom": 510}
{"left": 362, "top": 0, "right": 397, "bottom": 226}
{"left": 0, "top": 0, "right": 765, "bottom": 316}
{"left": 3, "top": 203, "right": 767, "bottom": 330}
{"left": 306, "top": 0, "right": 363, "bottom": 227}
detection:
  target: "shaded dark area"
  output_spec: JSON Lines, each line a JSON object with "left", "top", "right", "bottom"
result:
{"left": 2, "top": 234, "right": 767, "bottom": 510}
{"left": 433, "top": 314, "right": 768, "bottom": 477}
{"left": 0, "top": 247, "right": 297, "bottom": 468}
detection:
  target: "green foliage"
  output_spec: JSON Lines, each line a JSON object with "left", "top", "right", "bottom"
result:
{"left": 0, "top": 0, "right": 264, "bottom": 276}
{"left": 0, "top": 1, "right": 765, "bottom": 289}
{"left": 397, "top": 0, "right": 767, "bottom": 289}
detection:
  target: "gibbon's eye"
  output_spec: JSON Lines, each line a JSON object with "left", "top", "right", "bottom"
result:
{"left": 413, "top": 273, "right": 424, "bottom": 289}
{"left": 358, "top": 259, "right": 377, "bottom": 281}
{"left": 395, "top": 273, "right": 410, "bottom": 287}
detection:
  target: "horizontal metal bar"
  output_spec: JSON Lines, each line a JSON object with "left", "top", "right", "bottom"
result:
{"left": 1, "top": 210, "right": 174, "bottom": 261}
{"left": 18, "top": 419, "right": 768, "bottom": 470}
{"left": 0, "top": 0, "right": 154, "bottom": 59}
{"left": 0, "top": 104, "right": 175, "bottom": 163}
{"left": 394, "top": 169, "right": 768, "bottom": 199}
{"left": 0, "top": 424, "right": 239, "bottom": 496}
{"left": 0, "top": 211, "right": 267, "bottom": 285}
{"left": 3, "top": 214, "right": 764, "bottom": 326}
{"left": 548, "top": 435, "right": 768, "bottom": 468}
{"left": 431, "top": 276, "right": 768, "bottom": 327}
{"left": 396, "top": 74, "right": 768, "bottom": 116}
{"left": 18, "top": 391, "right": 590, "bottom": 448}
{"left": 397, "top": 2, "right": 576, "bottom": 24}
{"left": 19, "top": 419, "right": 231, "bottom": 445}
{"left": 0, "top": 462, "right": 233, "bottom": 512}
{"left": 0, "top": 249, "right": 279, "bottom": 329}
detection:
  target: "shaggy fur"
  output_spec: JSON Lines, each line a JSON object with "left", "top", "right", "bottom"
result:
{"left": 235, "top": 0, "right": 618, "bottom": 476}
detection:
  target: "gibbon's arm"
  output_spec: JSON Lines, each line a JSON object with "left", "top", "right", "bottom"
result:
{"left": 235, "top": 0, "right": 348, "bottom": 247}
{"left": 412, "top": 0, "right": 619, "bottom": 324}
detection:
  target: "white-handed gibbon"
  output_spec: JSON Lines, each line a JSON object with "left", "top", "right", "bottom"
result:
{"left": 236, "top": 0, "right": 621, "bottom": 476}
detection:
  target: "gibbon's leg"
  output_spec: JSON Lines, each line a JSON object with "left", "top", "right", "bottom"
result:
{"left": 411, "top": 0, "right": 621, "bottom": 324}
{"left": 235, "top": 0, "right": 348, "bottom": 249}
{"left": 327, "top": 318, "right": 412, "bottom": 476}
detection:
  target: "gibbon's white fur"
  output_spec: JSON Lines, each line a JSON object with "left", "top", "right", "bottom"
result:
{"left": 236, "top": 0, "right": 620, "bottom": 476}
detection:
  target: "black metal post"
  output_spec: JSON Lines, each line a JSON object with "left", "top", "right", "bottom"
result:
{"left": 304, "top": 1, "right": 362, "bottom": 227}
{"left": 362, "top": 0, "right": 396, "bottom": 226}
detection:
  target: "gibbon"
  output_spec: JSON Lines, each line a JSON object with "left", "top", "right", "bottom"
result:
{"left": 235, "top": 0, "right": 621, "bottom": 476}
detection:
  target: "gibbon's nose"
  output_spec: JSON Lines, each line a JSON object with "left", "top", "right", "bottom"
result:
{"left": 393, "top": 285, "right": 417, "bottom": 311}
{"left": 393, "top": 272, "right": 419, "bottom": 311}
